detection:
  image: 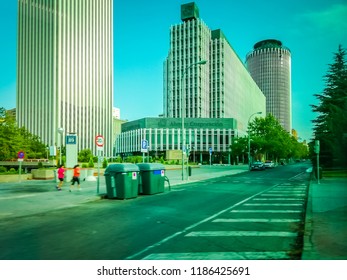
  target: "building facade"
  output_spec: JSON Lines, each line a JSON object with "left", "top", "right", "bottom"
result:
{"left": 246, "top": 39, "right": 292, "bottom": 132}
{"left": 163, "top": 3, "right": 211, "bottom": 119}
{"left": 115, "top": 117, "right": 238, "bottom": 163}
{"left": 163, "top": 2, "right": 265, "bottom": 132}
{"left": 16, "top": 0, "right": 114, "bottom": 158}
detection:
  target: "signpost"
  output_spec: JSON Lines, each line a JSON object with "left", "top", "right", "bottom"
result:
{"left": 17, "top": 151, "right": 25, "bottom": 182}
{"left": 95, "top": 135, "right": 104, "bottom": 194}
{"left": 209, "top": 147, "right": 212, "bottom": 167}
{"left": 65, "top": 134, "right": 77, "bottom": 168}
{"left": 314, "top": 140, "right": 320, "bottom": 184}
{"left": 141, "top": 139, "right": 148, "bottom": 163}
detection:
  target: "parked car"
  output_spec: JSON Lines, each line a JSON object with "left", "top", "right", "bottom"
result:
{"left": 250, "top": 161, "right": 265, "bottom": 171}
{"left": 264, "top": 160, "right": 275, "bottom": 168}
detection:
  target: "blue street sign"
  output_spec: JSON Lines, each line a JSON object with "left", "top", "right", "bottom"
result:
{"left": 209, "top": 147, "right": 212, "bottom": 154}
{"left": 66, "top": 135, "right": 77, "bottom": 144}
{"left": 141, "top": 139, "right": 148, "bottom": 152}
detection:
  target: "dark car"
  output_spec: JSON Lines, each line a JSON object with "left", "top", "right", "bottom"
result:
{"left": 250, "top": 161, "right": 265, "bottom": 171}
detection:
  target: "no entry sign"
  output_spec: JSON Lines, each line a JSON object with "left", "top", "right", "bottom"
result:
{"left": 95, "top": 135, "right": 104, "bottom": 147}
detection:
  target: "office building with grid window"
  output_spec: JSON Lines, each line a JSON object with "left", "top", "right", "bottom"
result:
{"left": 16, "top": 0, "right": 114, "bottom": 157}
{"left": 163, "top": 2, "right": 265, "bottom": 132}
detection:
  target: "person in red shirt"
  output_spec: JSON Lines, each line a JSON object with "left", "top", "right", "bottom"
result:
{"left": 56, "top": 165, "right": 65, "bottom": 191}
{"left": 70, "top": 164, "right": 81, "bottom": 191}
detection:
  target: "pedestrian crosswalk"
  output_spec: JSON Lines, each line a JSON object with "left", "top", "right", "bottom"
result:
{"left": 138, "top": 178, "right": 309, "bottom": 260}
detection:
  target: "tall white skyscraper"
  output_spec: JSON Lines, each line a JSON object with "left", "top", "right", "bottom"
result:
{"left": 164, "top": 3, "right": 210, "bottom": 119}
{"left": 16, "top": 0, "right": 114, "bottom": 157}
{"left": 246, "top": 39, "right": 292, "bottom": 132}
{"left": 164, "top": 2, "right": 265, "bottom": 132}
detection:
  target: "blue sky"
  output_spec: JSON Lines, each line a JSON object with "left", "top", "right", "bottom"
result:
{"left": 1, "top": 0, "right": 346, "bottom": 142}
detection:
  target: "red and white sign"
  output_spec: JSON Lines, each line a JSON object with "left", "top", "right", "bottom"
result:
{"left": 18, "top": 151, "right": 25, "bottom": 159}
{"left": 95, "top": 135, "right": 104, "bottom": 147}
{"left": 18, "top": 151, "right": 25, "bottom": 162}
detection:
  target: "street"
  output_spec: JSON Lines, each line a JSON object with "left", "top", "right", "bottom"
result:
{"left": 0, "top": 163, "right": 311, "bottom": 260}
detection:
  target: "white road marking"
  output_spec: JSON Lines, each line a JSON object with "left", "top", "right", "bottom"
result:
{"left": 231, "top": 209, "right": 302, "bottom": 213}
{"left": 267, "top": 190, "right": 305, "bottom": 193}
{"left": 244, "top": 203, "right": 303, "bottom": 206}
{"left": 272, "top": 188, "right": 306, "bottom": 191}
{"left": 212, "top": 218, "right": 301, "bottom": 223}
{"left": 125, "top": 184, "right": 279, "bottom": 260}
{"left": 0, "top": 194, "right": 37, "bottom": 200}
{"left": 260, "top": 194, "right": 305, "bottom": 197}
{"left": 186, "top": 231, "right": 298, "bottom": 237}
{"left": 253, "top": 198, "right": 304, "bottom": 201}
{"left": 143, "top": 251, "right": 290, "bottom": 260}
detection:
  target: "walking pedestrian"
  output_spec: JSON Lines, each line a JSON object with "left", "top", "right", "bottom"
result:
{"left": 70, "top": 164, "right": 81, "bottom": 191}
{"left": 56, "top": 164, "right": 65, "bottom": 191}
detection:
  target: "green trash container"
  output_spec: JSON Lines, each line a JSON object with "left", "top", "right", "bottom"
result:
{"left": 104, "top": 163, "right": 139, "bottom": 199}
{"left": 188, "top": 166, "right": 192, "bottom": 176}
{"left": 137, "top": 163, "right": 165, "bottom": 195}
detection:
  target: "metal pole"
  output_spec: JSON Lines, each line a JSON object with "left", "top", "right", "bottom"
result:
{"left": 97, "top": 150, "right": 100, "bottom": 194}
{"left": 248, "top": 133, "right": 251, "bottom": 170}
{"left": 19, "top": 161, "right": 22, "bottom": 183}
{"left": 181, "top": 71, "right": 185, "bottom": 181}
{"left": 317, "top": 151, "right": 320, "bottom": 184}
{"left": 247, "top": 112, "right": 262, "bottom": 170}
{"left": 59, "top": 140, "right": 62, "bottom": 165}
{"left": 181, "top": 60, "right": 207, "bottom": 181}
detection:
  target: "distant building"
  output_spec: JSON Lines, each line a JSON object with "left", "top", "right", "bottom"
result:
{"left": 163, "top": 2, "right": 265, "bottom": 132}
{"left": 6, "top": 108, "right": 16, "bottom": 119}
{"left": 116, "top": 2, "right": 265, "bottom": 163}
{"left": 115, "top": 117, "right": 237, "bottom": 163}
{"left": 16, "top": 1, "right": 114, "bottom": 157}
{"left": 246, "top": 39, "right": 292, "bottom": 132}
{"left": 113, "top": 108, "right": 121, "bottom": 120}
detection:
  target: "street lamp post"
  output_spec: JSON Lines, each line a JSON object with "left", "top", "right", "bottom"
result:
{"left": 247, "top": 112, "right": 262, "bottom": 170}
{"left": 181, "top": 60, "right": 207, "bottom": 181}
{"left": 57, "top": 127, "right": 64, "bottom": 165}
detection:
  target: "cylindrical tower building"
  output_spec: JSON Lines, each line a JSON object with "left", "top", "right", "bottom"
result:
{"left": 246, "top": 39, "right": 292, "bottom": 132}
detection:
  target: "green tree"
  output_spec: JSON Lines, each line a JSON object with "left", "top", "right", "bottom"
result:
{"left": 78, "top": 149, "right": 94, "bottom": 162}
{"left": 0, "top": 108, "right": 47, "bottom": 160}
{"left": 247, "top": 114, "right": 307, "bottom": 162}
{"left": 311, "top": 45, "right": 347, "bottom": 167}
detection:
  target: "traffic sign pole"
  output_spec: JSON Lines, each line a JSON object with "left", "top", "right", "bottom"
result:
{"left": 141, "top": 139, "right": 148, "bottom": 162}
{"left": 95, "top": 135, "right": 104, "bottom": 194}
{"left": 209, "top": 147, "right": 212, "bottom": 167}
{"left": 315, "top": 140, "right": 320, "bottom": 184}
{"left": 17, "top": 151, "right": 25, "bottom": 183}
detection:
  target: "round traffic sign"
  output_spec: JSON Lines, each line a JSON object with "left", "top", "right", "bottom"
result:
{"left": 18, "top": 151, "right": 25, "bottom": 159}
{"left": 95, "top": 135, "right": 104, "bottom": 147}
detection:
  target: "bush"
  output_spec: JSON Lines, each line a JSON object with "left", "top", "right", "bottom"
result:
{"left": 102, "top": 158, "right": 108, "bottom": 168}
{"left": 88, "top": 157, "right": 94, "bottom": 168}
{"left": 0, "top": 166, "right": 7, "bottom": 173}
{"left": 9, "top": 168, "right": 17, "bottom": 174}
{"left": 115, "top": 157, "right": 123, "bottom": 163}
{"left": 37, "top": 162, "right": 44, "bottom": 169}
{"left": 82, "top": 163, "right": 88, "bottom": 168}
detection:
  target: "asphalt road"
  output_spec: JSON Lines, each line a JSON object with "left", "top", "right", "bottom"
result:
{"left": 0, "top": 163, "right": 311, "bottom": 260}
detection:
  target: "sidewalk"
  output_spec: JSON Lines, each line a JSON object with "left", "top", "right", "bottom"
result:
{"left": 302, "top": 176, "right": 347, "bottom": 260}
{"left": 0, "top": 165, "right": 248, "bottom": 219}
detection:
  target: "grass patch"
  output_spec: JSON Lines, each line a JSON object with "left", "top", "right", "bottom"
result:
{"left": 323, "top": 170, "right": 347, "bottom": 177}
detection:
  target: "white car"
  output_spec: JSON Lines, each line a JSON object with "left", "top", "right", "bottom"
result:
{"left": 264, "top": 160, "right": 275, "bottom": 168}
